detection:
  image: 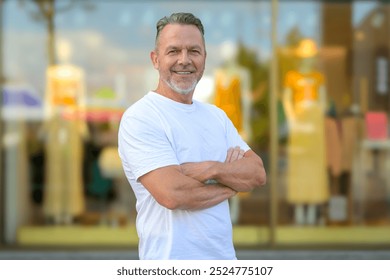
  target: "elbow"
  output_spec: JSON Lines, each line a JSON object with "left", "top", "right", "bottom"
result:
{"left": 257, "top": 167, "right": 267, "bottom": 187}
{"left": 254, "top": 157, "right": 267, "bottom": 188}
{"left": 248, "top": 169, "right": 266, "bottom": 190}
{"left": 240, "top": 161, "right": 267, "bottom": 191}
{"left": 158, "top": 193, "right": 191, "bottom": 210}
{"left": 251, "top": 157, "right": 267, "bottom": 188}
{"left": 241, "top": 168, "right": 267, "bottom": 192}
{"left": 158, "top": 196, "right": 181, "bottom": 210}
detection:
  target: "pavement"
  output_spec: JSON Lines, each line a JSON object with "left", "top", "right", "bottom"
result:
{"left": 1, "top": 249, "right": 390, "bottom": 260}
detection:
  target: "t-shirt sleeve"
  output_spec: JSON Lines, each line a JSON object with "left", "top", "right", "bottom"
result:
{"left": 118, "top": 111, "right": 179, "bottom": 181}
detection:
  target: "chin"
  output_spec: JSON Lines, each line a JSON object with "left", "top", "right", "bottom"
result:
{"left": 166, "top": 80, "right": 197, "bottom": 95}
{"left": 176, "top": 89, "right": 193, "bottom": 95}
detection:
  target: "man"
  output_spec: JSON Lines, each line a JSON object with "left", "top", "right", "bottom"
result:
{"left": 118, "top": 12, "right": 266, "bottom": 260}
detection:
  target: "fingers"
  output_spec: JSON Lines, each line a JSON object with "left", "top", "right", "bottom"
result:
{"left": 237, "top": 148, "right": 245, "bottom": 160}
{"left": 230, "top": 146, "right": 241, "bottom": 161}
{"left": 225, "top": 147, "right": 233, "bottom": 163}
{"left": 225, "top": 146, "right": 245, "bottom": 163}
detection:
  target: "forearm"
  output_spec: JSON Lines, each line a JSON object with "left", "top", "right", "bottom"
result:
{"left": 205, "top": 150, "right": 266, "bottom": 192}
{"left": 179, "top": 182, "right": 237, "bottom": 210}
{"left": 214, "top": 161, "right": 265, "bottom": 192}
{"left": 181, "top": 150, "right": 266, "bottom": 193}
{"left": 139, "top": 165, "right": 236, "bottom": 211}
{"left": 166, "top": 169, "right": 236, "bottom": 210}
{"left": 180, "top": 161, "right": 218, "bottom": 183}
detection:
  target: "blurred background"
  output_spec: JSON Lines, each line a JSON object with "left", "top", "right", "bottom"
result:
{"left": 1, "top": 0, "right": 390, "bottom": 258}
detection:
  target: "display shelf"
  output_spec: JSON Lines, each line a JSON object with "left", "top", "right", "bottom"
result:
{"left": 16, "top": 225, "right": 390, "bottom": 247}
{"left": 17, "top": 225, "right": 139, "bottom": 246}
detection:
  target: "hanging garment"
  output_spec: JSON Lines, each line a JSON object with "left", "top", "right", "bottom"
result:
{"left": 214, "top": 70, "right": 243, "bottom": 133}
{"left": 284, "top": 70, "right": 329, "bottom": 204}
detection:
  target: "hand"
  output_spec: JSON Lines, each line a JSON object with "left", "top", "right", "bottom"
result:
{"left": 225, "top": 146, "right": 245, "bottom": 163}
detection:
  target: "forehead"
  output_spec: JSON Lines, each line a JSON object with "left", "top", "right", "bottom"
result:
{"left": 158, "top": 24, "right": 204, "bottom": 48}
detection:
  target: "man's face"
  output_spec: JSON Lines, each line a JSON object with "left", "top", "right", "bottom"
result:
{"left": 151, "top": 24, "right": 206, "bottom": 96}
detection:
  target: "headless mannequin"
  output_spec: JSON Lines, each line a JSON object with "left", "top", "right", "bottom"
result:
{"left": 214, "top": 41, "right": 251, "bottom": 224}
{"left": 214, "top": 41, "right": 251, "bottom": 140}
{"left": 43, "top": 39, "right": 89, "bottom": 224}
{"left": 283, "top": 40, "right": 329, "bottom": 226}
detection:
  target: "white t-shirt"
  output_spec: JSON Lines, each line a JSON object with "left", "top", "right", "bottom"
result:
{"left": 118, "top": 91, "right": 249, "bottom": 260}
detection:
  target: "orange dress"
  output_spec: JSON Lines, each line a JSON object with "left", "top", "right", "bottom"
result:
{"left": 284, "top": 70, "right": 329, "bottom": 204}
{"left": 214, "top": 71, "right": 243, "bottom": 133}
{"left": 214, "top": 69, "right": 249, "bottom": 199}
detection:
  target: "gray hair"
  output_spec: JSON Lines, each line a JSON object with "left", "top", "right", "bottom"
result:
{"left": 155, "top": 12, "right": 205, "bottom": 48}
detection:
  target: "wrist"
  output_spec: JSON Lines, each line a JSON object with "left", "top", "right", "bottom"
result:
{"left": 208, "top": 161, "right": 222, "bottom": 182}
{"left": 204, "top": 179, "right": 218, "bottom": 185}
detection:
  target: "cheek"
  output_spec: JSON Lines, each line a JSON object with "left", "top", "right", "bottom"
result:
{"left": 196, "top": 61, "right": 206, "bottom": 73}
{"left": 196, "top": 57, "right": 206, "bottom": 68}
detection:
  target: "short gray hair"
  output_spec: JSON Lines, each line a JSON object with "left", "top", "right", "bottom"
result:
{"left": 155, "top": 12, "right": 205, "bottom": 48}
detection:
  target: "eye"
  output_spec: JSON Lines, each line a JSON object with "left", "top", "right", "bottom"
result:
{"left": 168, "top": 49, "right": 179, "bottom": 55}
{"left": 190, "top": 49, "right": 201, "bottom": 55}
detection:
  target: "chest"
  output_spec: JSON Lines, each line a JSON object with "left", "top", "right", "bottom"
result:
{"left": 161, "top": 111, "right": 228, "bottom": 163}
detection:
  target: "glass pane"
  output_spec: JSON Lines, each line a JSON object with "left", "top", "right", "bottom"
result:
{"left": 352, "top": 1, "right": 390, "bottom": 226}
{"left": 3, "top": 0, "right": 390, "bottom": 252}
{"left": 277, "top": 0, "right": 390, "bottom": 246}
{"left": 277, "top": 0, "right": 325, "bottom": 227}
{"left": 1, "top": 0, "right": 271, "bottom": 248}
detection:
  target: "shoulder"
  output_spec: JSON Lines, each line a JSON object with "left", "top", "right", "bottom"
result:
{"left": 122, "top": 93, "right": 159, "bottom": 119}
{"left": 120, "top": 94, "right": 161, "bottom": 131}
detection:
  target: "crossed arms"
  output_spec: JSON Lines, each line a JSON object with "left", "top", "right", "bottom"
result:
{"left": 139, "top": 147, "right": 266, "bottom": 211}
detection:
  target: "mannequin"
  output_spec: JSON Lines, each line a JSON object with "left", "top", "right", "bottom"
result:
{"left": 213, "top": 41, "right": 251, "bottom": 224}
{"left": 214, "top": 41, "right": 251, "bottom": 141}
{"left": 43, "top": 39, "right": 89, "bottom": 224}
{"left": 282, "top": 39, "right": 329, "bottom": 226}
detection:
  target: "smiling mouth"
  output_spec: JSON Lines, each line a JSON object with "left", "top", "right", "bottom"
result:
{"left": 173, "top": 71, "right": 193, "bottom": 75}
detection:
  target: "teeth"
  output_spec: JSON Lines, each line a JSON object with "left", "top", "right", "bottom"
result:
{"left": 176, "top": 72, "right": 191, "bottom": 74}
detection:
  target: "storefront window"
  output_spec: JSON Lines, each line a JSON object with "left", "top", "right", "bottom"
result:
{"left": 1, "top": 0, "right": 272, "bottom": 247}
{"left": 1, "top": 0, "right": 390, "bottom": 250}
{"left": 276, "top": 0, "right": 390, "bottom": 246}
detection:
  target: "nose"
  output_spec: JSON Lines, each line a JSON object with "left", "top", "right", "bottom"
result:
{"left": 178, "top": 50, "right": 191, "bottom": 65}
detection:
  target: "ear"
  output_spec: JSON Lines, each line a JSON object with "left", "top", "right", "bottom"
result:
{"left": 150, "top": 50, "right": 159, "bottom": 70}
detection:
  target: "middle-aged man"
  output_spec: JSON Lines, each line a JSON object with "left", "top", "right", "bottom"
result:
{"left": 118, "top": 12, "right": 266, "bottom": 260}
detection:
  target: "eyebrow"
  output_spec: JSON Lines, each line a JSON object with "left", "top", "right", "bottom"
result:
{"left": 166, "top": 45, "right": 203, "bottom": 50}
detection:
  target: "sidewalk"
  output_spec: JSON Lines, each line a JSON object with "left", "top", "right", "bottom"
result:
{"left": 1, "top": 249, "right": 390, "bottom": 260}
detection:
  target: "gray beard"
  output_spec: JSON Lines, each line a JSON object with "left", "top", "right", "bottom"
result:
{"left": 164, "top": 78, "right": 198, "bottom": 95}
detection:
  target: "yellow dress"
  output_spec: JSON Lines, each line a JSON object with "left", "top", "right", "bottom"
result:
{"left": 44, "top": 113, "right": 86, "bottom": 220}
{"left": 43, "top": 64, "right": 86, "bottom": 222}
{"left": 284, "top": 70, "right": 329, "bottom": 204}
